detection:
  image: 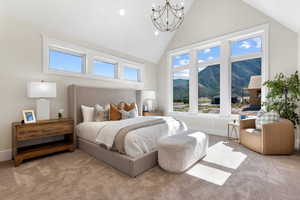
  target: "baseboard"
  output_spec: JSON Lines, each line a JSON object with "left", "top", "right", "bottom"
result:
{"left": 0, "top": 149, "right": 12, "bottom": 162}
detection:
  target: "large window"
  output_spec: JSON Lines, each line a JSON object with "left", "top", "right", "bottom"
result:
{"left": 49, "top": 49, "right": 84, "bottom": 73}
{"left": 231, "top": 58, "right": 262, "bottom": 114}
{"left": 198, "top": 64, "right": 220, "bottom": 113}
{"left": 169, "top": 26, "right": 267, "bottom": 116}
{"left": 43, "top": 36, "right": 144, "bottom": 84}
{"left": 231, "top": 36, "right": 262, "bottom": 115}
{"left": 173, "top": 70, "right": 190, "bottom": 112}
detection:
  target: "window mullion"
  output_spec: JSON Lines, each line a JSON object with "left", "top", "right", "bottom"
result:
{"left": 189, "top": 50, "right": 198, "bottom": 113}
{"left": 220, "top": 41, "right": 231, "bottom": 116}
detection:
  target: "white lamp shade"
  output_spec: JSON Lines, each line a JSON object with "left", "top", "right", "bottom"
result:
{"left": 27, "top": 82, "right": 57, "bottom": 98}
{"left": 142, "top": 90, "right": 156, "bottom": 100}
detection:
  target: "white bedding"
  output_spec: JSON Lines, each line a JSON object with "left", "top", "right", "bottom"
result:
{"left": 76, "top": 116, "right": 187, "bottom": 158}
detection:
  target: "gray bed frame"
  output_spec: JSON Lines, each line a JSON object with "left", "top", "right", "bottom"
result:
{"left": 68, "top": 85, "right": 158, "bottom": 177}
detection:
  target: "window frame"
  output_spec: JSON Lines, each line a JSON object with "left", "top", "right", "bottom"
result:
{"left": 167, "top": 24, "right": 269, "bottom": 117}
{"left": 122, "top": 65, "right": 141, "bottom": 82}
{"left": 172, "top": 69, "right": 191, "bottom": 113}
{"left": 91, "top": 56, "right": 118, "bottom": 79}
{"left": 43, "top": 36, "right": 144, "bottom": 86}
{"left": 47, "top": 46, "right": 86, "bottom": 75}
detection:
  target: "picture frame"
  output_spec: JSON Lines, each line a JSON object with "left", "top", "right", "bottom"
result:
{"left": 22, "top": 110, "right": 36, "bottom": 124}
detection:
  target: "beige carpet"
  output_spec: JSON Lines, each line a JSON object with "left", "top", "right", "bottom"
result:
{"left": 1, "top": 135, "right": 300, "bottom": 200}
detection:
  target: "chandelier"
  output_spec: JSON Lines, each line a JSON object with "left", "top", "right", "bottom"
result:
{"left": 151, "top": 0, "right": 185, "bottom": 32}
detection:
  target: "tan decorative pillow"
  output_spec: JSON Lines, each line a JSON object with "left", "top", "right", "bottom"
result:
{"left": 124, "top": 103, "right": 136, "bottom": 111}
{"left": 109, "top": 104, "right": 122, "bottom": 120}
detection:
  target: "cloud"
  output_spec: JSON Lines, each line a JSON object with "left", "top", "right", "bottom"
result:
{"left": 179, "top": 59, "right": 189, "bottom": 66}
{"left": 198, "top": 59, "right": 204, "bottom": 63}
{"left": 252, "top": 37, "right": 262, "bottom": 49}
{"left": 240, "top": 41, "right": 251, "bottom": 49}
{"left": 208, "top": 56, "right": 214, "bottom": 60}
{"left": 204, "top": 48, "right": 211, "bottom": 54}
{"left": 174, "top": 70, "right": 189, "bottom": 80}
{"left": 198, "top": 66, "right": 207, "bottom": 72}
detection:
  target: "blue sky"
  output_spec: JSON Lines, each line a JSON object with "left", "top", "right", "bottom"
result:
{"left": 172, "top": 53, "right": 190, "bottom": 68}
{"left": 231, "top": 37, "right": 261, "bottom": 57}
{"left": 172, "top": 37, "right": 262, "bottom": 68}
{"left": 124, "top": 67, "right": 139, "bottom": 81}
{"left": 197, "top": 46, "right": 220, "bottom": 63}
{"left": 94, "top": 61, "right": 115, "bottom": 78}
{"left": 49, "top": 50, "right": 82, "bottom": 72}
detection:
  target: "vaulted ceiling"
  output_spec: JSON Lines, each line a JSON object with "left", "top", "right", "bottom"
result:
{"left": 2, "top": 0, "right": 194, "bottom": 64}
{"left": 2, "top": 0, "right": 299, "bottom": 64}
{"left": 243, "top": 0, "right": 300, "bottom": 33}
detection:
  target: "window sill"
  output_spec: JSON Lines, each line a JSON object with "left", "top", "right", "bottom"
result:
{"left": 44, "top": 69, "right": 144, "bottom": 88}
{"left": 167, "top": 112, "right": 239, "bottom": 119}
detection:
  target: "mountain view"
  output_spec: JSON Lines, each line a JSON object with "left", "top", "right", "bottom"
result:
{"left": 173, "top": 58, "right": 262, "bottom": 102}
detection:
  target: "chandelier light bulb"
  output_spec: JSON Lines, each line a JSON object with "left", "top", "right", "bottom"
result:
{"left": 181, "top": 0, "right": 185, "bottom": 7}
{"left": 119, "top": 9, "right": 125, "bottom": 16}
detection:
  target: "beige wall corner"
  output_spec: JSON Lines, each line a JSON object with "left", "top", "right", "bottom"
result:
{"left": 298, "top": 35, "right": 300, "bottom": 68}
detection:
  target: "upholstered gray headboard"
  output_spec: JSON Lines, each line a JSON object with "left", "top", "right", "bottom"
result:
{"left": 68, "top": 85, "right": 142, "bottom": 125}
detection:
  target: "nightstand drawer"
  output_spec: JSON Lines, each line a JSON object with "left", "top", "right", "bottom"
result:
{"left": 143, "top": 112, "right": 163, "bottom": 116}
{"left": 16, "top": 121, "right": 73, "bottom": 141}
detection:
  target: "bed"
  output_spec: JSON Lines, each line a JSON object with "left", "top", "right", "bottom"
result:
{"left": 68, "top": 85, "right": 186, "bottom": 177}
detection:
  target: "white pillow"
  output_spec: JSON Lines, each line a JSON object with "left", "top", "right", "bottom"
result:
{"left": 81, "top": 105, "right": 95, "bottom": 122}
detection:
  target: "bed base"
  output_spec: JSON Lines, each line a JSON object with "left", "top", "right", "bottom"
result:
{"left": 78, "top": 138, "right": 158, "bottom": 177}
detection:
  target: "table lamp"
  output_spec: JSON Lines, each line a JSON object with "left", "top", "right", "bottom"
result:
{"left": 27, "top": 81, "right": 57, "bottom": 120}
{"left": 142, "top": 90, "right": 156, "bottom": 112}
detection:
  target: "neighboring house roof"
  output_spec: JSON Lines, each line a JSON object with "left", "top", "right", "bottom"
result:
{"left": 248, "top": 75, "right": 262, "bottom": 90}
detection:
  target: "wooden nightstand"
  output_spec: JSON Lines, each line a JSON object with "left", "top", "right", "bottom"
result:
{"left": 143, "top": 111, "right": 163, "bottom": 116}
{"left": 12, "top": 119, "right": 75, "bottom": 166}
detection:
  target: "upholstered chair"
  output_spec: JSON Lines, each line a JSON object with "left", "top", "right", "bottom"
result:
{"left": 239, "top": 118, "right": 294, "bottom": 155}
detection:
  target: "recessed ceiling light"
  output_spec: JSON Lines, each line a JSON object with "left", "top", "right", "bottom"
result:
{"left": 119, "top": 9, "right": 125, "bottom": 16}
{"left": 154, "top": 30, "right": 159, "bottom": 36}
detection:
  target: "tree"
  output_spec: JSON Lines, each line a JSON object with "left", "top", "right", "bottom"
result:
{"left": 263, "top": 71, "right": 300, "bottom": 125}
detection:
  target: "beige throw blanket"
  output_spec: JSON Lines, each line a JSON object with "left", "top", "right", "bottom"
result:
{"left": 113, "top": 118, "right": 166, "bottom": 154}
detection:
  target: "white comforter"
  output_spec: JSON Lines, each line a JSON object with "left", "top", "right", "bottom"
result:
{"left": 76, "top": 116, "right": 187, "bottom": 158}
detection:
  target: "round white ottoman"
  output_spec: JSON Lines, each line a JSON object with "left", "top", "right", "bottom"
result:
{"left": 158, "top": 130, "right": 208, "bottom": 173}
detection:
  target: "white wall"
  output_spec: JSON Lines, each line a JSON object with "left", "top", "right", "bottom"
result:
{"left": 0, "top": 16, "right": 158, "bottom": 152}
{"left": 298, "top": 35, "right": 300, "bottom": 67}
{"left": 158, "top": 0, "right": 298, "bottom": 136}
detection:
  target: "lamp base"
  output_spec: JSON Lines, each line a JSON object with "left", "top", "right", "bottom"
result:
{"left": 36, "top": 99, "right": 50, "bottom": 120}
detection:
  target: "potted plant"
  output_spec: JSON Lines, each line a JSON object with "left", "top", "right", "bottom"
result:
{"left": 263, "top": 71, "right": 300, "bottom": 150}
